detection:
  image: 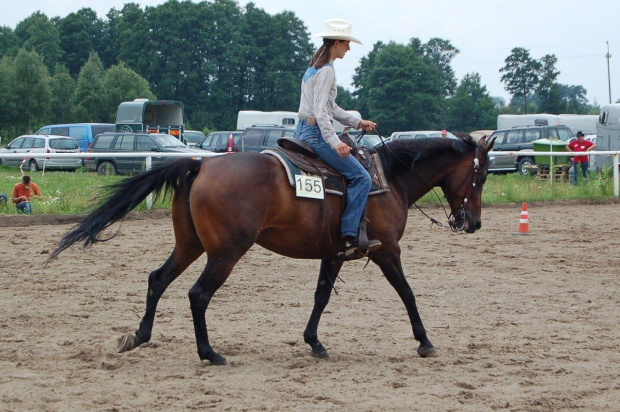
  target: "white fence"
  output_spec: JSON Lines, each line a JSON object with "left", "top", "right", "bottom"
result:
{"left": 1, "top": 151, "right": 619, "bottom": 197}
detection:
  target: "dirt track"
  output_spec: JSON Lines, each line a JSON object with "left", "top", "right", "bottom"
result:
{"left": 1, "top": 204, "right": 619, "bottom": 411}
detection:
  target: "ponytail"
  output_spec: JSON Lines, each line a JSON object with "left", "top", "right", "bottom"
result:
{"left": 309, "top": 39, "right": 335, "bottom": 69}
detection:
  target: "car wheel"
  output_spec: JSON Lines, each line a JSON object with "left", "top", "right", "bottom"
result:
{"left": 97, "top": 161, "right": 117, "bottom": 176}
{"left": 518, "top": 157, "right": 535, "bottom": 176}
{"left": 29, "top": 160, "right": 39, "bottom": 172}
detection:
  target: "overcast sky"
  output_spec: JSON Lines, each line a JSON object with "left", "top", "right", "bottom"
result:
{"left": 3, "top": 0, "right": 619, "bottom": 108}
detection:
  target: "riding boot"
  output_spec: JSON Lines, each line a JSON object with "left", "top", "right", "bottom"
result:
{"left": 336, "top": 207, "right": 382, "bottom": 262}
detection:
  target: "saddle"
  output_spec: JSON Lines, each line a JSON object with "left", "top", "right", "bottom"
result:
{"left": 262, "top": 134, "right": 389, "bottom": 196}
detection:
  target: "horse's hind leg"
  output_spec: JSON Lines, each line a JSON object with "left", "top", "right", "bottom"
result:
{"left": 374, "top": 251, "right": 436, "bottom": 358}
{"left": 188, "top": 255, "right": 245, "bottom": 366}
{"left": 116, "top": 245, "right": 204, "bottom": 353}
{"left": 303, "top": 259, "right": 343, "bottom": 358}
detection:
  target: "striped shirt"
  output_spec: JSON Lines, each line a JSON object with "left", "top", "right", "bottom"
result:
{"left": 298, "top": 62, "right": 361, "bottom": 148}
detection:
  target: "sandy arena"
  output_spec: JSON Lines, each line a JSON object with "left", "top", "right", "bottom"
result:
{"left": 1, "top": 203, "right": 619, "bottom": 411}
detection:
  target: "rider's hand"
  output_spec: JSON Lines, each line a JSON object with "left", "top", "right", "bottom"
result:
{"left": 359, "top": 119, "right": 376, "bottom": 132}
{"left": 334, "top": 142, "right": 351, "bottom": 158}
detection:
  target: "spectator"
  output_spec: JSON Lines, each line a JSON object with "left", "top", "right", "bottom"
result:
{"left": 566, "top": 131, "right": 596, "bottom": 185}
{"left": 12, "top": 175, "right": 42, "bottom": 214}
{"left": 0, "top": 193, "right": 8, "bottom": 205}
{"left": 441, "top": 130, "right": 448, "bottom": 138}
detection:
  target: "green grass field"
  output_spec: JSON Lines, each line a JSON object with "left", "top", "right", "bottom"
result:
{"left": 0, "top": 164, "right": 616, "bottom": 216}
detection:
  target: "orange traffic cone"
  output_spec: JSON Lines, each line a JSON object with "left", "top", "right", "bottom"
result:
{"left": 512, "top": 202, "right": 536, "bottom": 236}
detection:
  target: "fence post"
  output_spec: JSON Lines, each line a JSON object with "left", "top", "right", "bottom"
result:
{"left": 614, "top": 153, "right": 619, "bottom": 197}
{"left": 146, "top": 156, "right": 153, "bottom": 210}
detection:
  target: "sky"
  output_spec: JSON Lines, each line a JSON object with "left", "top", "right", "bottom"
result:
{"left": 2, "top": 0, "right": 619, "bottom": 108}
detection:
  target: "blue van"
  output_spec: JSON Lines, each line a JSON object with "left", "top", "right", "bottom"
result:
{"left": 36, "top": 123, "right": 116, "bottom": 152}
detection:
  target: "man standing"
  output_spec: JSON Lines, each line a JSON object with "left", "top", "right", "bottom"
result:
{"left": 566, "top": 131, "right": 596, "bottom": 184}
{"left": 12, "top": 175, "right": 42, "bottom": 214}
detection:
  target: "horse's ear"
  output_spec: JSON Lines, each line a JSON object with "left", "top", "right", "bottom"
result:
{"left": 483, "top": 135, "right": 496, "bottom": 152}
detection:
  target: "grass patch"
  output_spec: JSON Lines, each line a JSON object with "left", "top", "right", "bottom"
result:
{"left": 0, "top": 165, "right": 617, "bottom": 215}
{"left": 0, "top": 166, "right": 171, "bottom": 215}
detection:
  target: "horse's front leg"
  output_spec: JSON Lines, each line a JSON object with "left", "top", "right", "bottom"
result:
{"left": 303, "top": 259, "right": 343, "bottom": 358}
{"left": 373, "top": 250, "right": 436, "bottom": 358}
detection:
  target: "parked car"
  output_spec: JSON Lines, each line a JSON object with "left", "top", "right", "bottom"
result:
{"left": 84, "top": 132, "right": 197, "bottom": 175}
{"left": 36, "top": 123, "right": 116, "bottom": 152}
{"left": 352, "top": 134, "right": 386, "bottom": 148}
{"left": 183, "top": 130, "right": 206, "bottom": 147}
{"left": 488, "top": 125, "right": 573, "bottom": 175}
{"left": 235, "top": 125, "right": 295, "bottom": 152}
{"left": 0, "top": 135, "right": 82, "bottom": 171}
{"left": 196, "top": 131, "right": 242, "bottom": 153}
{"left": 389, "top": 130, "right": 458, "bottom": 141}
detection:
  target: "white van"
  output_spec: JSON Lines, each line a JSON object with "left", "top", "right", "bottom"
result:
{"left": 236, "top": 110, "right": 361, "bottom": 133}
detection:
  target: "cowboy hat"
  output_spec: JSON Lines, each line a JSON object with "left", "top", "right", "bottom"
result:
{"left": 314, "top": 19, "right": 362, "bottom": 45}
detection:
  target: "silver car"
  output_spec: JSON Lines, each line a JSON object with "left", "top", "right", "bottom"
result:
{"left": 0, "top": 135, "right": 82, "bottom": 171}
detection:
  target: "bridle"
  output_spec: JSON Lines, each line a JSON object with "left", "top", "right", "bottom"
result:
{"left": 446, "top": 145, "right": 483, "bottom": 232}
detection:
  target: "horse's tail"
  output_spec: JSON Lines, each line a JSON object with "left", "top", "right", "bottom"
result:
{"left": 48, "top": 158, "right": 203, "bottom": 261}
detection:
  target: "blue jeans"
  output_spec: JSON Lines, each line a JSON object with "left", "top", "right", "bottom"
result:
{"left": 16, "top": 201, "right": 32, "bottom": 214}
{"left": 295, "top": 120, "right": 371, "bottom": 238}
{"left": 573, "top": 161, "right": 589, "bottom": 184}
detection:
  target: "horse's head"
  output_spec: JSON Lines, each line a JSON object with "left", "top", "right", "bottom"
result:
{"left": 441, "top": 135, "right": 495, "bottom": 233}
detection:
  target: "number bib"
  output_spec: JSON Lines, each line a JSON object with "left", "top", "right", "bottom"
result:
{"left": 295, "top": 174, "right": 324, "bottom": 199}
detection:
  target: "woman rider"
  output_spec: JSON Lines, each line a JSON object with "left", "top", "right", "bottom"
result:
{"left": 294, "top": 19, "right": 381, "bottom": 260}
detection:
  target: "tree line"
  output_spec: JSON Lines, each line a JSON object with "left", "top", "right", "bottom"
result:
{"left": 0, "top": 0, "right": 600, "bottom": 143}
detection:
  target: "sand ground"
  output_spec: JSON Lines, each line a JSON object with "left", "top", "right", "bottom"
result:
{"left": 1, "top": 203, "right": 619, "bottom": 411}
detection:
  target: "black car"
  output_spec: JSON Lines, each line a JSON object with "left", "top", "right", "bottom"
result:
{"left": 196, "top": 131, "right": 242, "bottom": 153}
{"left": 489, "top": 125, "right": 573, "bottom": 175}
{"left": 85, "top": 132, "right": 198, "bottom": 175}
{"left": 235, "top": 125, "right": 295, "bottom": 152}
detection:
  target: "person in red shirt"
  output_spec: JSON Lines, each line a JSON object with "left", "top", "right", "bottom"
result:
{"left": 12, "top": 175, "right": 42, "bottom": 214}
{"left": 566, "top": 131, "right": 596, "bottom": 184}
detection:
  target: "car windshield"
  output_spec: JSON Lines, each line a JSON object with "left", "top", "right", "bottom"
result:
{"left": 151, "top": 134, "right": 186, "bottom": 148}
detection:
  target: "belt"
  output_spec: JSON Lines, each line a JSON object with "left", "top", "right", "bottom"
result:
{"left": 299, "top": 116, "right": 317, "bottom": 125}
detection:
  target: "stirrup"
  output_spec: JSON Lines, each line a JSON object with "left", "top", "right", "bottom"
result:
{"left": 335, "top": 239, "right": 381, "bottom": 262}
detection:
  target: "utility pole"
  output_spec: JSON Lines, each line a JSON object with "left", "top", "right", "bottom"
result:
{"left": 606, "top": 41, "right": 612, "bottom": 104}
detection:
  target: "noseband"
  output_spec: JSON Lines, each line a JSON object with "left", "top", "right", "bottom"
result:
{"left": 448, "top": 145, "right": 482, "bottom": 232}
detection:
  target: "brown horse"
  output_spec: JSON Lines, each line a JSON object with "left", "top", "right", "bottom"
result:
{"left": 50, "top": 134, "right": 495, "bottom": 365}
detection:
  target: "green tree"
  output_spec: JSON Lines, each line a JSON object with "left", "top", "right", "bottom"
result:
{"left": 0, "top": 26, "right": 19, "bottom": 59}
{"left": 13, "top": 12, "right": 63, "bottom": 73}
{"left": 101, "top": 62, "right": 155, "bottom": 122}
{"left": 354, "top": 40, "right": 444, "bottom": 134}
{"left": 535, "top": 54, "right": 562, "bottom": 114}
{"left": 57, "top": 8, "right": 106, "bottom": 77}
{"left": 49, "top": 65, "right": 76, "bottom": 123}
{"left": 0, "top": 55, "right": 18, "bottom": 140}
{"left": 558, "top": 84, "right": 589, "bottom": 114}
{"left": 500, "top": 47, "right": 541, "bottom": 114}
{"left": 447, "top": 73, "right": 497, "bottom": 131}
{"left": 336, "top": 86, "right": 357, "bottom": 112}
{"left": 423, "top": 38, "right": 459, "bottom": 97}
{"left": 12, "top": 49, "right": 52, "bottom": 132}
{"left": 72, "top": 52, "right": 105, "bottom": 122}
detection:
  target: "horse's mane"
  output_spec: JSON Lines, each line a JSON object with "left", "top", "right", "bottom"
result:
{"left": 375, "top": 133, "right": 478, "bottom": 180}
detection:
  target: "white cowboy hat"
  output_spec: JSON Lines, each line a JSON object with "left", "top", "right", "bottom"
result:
{"left": 314, "top": 19, "right": 362, "bottom": 45}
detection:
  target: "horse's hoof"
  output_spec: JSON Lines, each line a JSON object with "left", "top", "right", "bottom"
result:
{"left": 116, "top": 334, "right": 135, "bottom": 353}
{"left": 311, "top": 349, "right": 330, "bottom": 359}
{"left": 417, "top": 344, "right": 437, "bottom": 358}
{"left": 208, "top": 354, "right": 228, "bottom": 366}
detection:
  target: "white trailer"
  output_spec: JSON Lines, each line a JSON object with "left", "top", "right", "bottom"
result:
{"left": 236, "top": 110, "right": 361, "bottom": 133}
{"left": 594, "top": 104, "right": 620, "bottom": 170}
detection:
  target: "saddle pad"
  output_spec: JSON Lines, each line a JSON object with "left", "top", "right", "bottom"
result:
{"left": 262, "top": 147, "right": 389, "bottom": 197}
